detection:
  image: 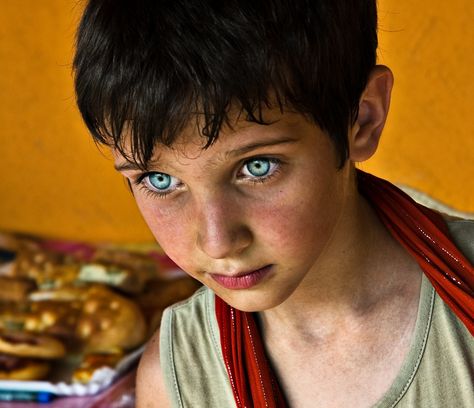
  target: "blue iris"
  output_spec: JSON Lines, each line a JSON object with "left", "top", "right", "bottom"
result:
{"left": 148, "top": 173, "right": 172, "bottom": 190}
{"left": 245, "top": 159, "right": 270, "bottom": 177}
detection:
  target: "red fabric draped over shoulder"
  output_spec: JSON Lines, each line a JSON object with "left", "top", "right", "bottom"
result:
{"left": 215, "top": 301, "right": 288, "bottom": 408}
{"left": 357, "top": 171, "right": 474, "bottom": 332}
{"left": 215, "top": 170, "right": 474, "bottom": 407}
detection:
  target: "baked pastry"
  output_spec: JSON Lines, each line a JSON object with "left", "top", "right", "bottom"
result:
{"left": 0, "top": 247, "right": 16, "bottom": 277}
{"left": 34, "top": 264, "right": 81, "bottom": 290}
{"left": 92, "top": 248, "right": 158, "bottom": 278}
{"left": 0, "top": 354, "right": 50, "bottom": 380}
{"left": 0, "top": 302, "right": 31, "bottom": 332}
{"left": 78, "top": 263, "right": 146, "bottom": 294}
{"left": 0, "top": 298, "right": 81, "bottom": 341}
{"left": 4, "top": 242, "right": 80, "bottom": 290}
{"left": 0, "top": 277, "right": 36, "bottom": 303}
{"left": 28, "top": 286, "right": 88, "bottom": 302}
{"left": 10, "top": 245, "right": 58, "bottom": 281}
{"left": 76, "top": 285, "right": 146, "bottom": 352}
{"left": 24, "top": 300, "right": 82, "bottom": 341}
{"left": 72, "top": 350, "right": 124, "bottom": 383}
{"left": 0, "top": 330, "right": 65, "bottom": 359}
{"left": 78, "top": 249, "right": 158, "bottom": 294}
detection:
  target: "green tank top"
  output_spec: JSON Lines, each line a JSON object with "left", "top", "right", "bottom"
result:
{"left": 160, "top": 220, "right": 474, "bottom": 407}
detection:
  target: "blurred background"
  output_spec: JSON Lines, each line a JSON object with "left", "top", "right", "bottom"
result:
{"left": 0, "top": 0, "right": 473, "bottom": 244}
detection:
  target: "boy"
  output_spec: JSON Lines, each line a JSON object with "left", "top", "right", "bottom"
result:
{"left": 73, "top": 1, "right": 474, "bottom": 407}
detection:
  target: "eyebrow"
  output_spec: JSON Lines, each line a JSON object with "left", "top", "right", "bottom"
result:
{"left": 114, "top": 137, "right": 298, "bottom": 172}
{"left": 225, "top": 137, "right": 298, "bottom": 158}
{"left": 114, "top": 162, "right": 144, "bottom": 172}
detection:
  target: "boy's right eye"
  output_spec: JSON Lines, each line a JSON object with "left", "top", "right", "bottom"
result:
{"left": 135, "top": 172, "right": 181, "bottom": 197}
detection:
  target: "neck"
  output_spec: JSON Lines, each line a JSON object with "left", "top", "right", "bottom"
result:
{"left": 258, "top": 184, "right": 421, "bottom": 342}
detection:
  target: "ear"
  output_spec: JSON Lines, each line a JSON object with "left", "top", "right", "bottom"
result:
{"left": 349, "top": 65, "right": 394, "bottom": 162}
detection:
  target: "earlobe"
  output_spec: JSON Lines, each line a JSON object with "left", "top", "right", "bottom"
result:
{"left": 349, "top": 65, "right": 394, "bottom": 162}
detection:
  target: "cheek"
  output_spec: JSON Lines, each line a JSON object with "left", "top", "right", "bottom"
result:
{"left": 256, "top": 200, "right": 333, "bottom": 252}
{"left": 254, "top": 176, "right": 344, "bottom": 256}
{"left": 135, "top": 198, "right": 194, "bottom": 265}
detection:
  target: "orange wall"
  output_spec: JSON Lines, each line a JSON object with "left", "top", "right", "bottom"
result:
{"left": 362, "top": 0, "right": 474, "bottom": 212}
{"left": 0, "top": 0, "right": 473, "bottom": 243}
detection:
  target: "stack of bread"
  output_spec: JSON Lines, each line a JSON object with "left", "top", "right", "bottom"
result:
{"left": 0, "top": 233, "right": 200, "bottom": 383}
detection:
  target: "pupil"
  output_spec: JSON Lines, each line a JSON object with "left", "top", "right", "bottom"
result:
{"left": 249, "top": 160, "right": 269, "bottom": 176}
{"left": 150, "top": 173, "right": 171, "bottom": 190}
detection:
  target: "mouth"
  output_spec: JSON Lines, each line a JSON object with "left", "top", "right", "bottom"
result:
{"left": 209, "top": 265, "right": 272, "bottom": 290}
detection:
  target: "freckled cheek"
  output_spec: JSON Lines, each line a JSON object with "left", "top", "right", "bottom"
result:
{"left": 135, "top": 200, "right": 196, "bottom": 267}
{"left": 253, "top": 198, "right": 336, "bottom": 256}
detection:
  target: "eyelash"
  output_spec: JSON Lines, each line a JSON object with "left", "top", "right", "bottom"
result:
{"left": 133, "top": 174, "right": 174, "bottom": 199}
{"left": 132, "top": 156, "right": 283, "bottom": 199}
{"left": 237, "top": 157, "right": 282, "bottom": 184}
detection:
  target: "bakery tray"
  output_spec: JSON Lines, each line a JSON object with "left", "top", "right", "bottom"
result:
{"left": 0, "top": 345, "right": 143, "bottom": 399}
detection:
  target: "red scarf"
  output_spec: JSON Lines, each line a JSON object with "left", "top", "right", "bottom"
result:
{"left": 215, "top": 170, "right": 474, "bottom": 408}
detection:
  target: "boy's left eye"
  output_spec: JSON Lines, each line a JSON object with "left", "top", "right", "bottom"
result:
{"left": 240, "top": 158, "right": 279, "bottom": 179}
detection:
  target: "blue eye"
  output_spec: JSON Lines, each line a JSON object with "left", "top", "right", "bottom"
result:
{"left": 141, "top": 172, "right": 182, "bottom": 195}
{"left": 148, "top": 173, "right": 172, "bottom": 190}
{"left": 243, "top": 159, "right": 271, "bottom": 177}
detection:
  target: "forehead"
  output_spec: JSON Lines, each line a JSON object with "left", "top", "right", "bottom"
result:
{"left": 112, "top": 109, "right": 318, "bottom": 167}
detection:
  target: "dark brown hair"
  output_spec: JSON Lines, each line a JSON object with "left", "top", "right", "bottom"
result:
{"left": 74, "top": 0, "right": 378, "bottom": 167}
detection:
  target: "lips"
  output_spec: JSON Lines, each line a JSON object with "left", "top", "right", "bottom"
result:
{"left": 209, "top": 265, "right": 272, "bottom": 290}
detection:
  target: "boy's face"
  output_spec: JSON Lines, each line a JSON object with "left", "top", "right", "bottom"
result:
{"left": 114, "top": 110, "right": 353, "bottom": 312}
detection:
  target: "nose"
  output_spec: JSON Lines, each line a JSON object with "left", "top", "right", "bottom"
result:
{"left": 196, "top": 192, "right": 252, "bottom": 259}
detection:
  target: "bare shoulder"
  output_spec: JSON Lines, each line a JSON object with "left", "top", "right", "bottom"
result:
{"left": 136, "top": 328, "right": 171, "bottom": 408}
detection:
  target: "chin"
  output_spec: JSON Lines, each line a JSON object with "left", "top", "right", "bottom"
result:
{"left": 219, "top": 290, "right": 289, "bottom": 313}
